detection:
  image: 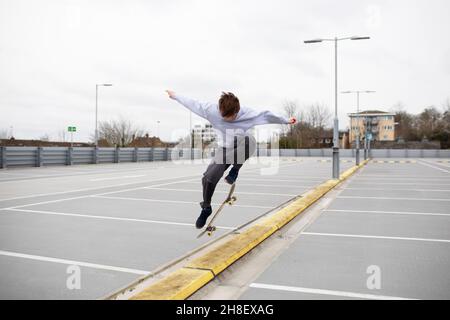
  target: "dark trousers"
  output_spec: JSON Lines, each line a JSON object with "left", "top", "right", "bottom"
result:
{"left": 201, "top": 136, "right": 256, "bottom": 208}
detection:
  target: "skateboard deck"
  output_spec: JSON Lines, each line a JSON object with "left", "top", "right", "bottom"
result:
{"left": 197, "top": 183, "right": 236, "bottom": 238}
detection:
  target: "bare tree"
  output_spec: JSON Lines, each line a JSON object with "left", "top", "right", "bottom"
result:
{"left": 283, "top": 100, "right": 298, "bottom": 119}
{"left": 57, "top": 129, "right": 67, "bottom": 142}
{"left": 39, "top": 134, "right": 50, "bottom": 142}
{"left": 97, "top": 117, "right": 144, "bottom": 147}
{"left": 283, "top": 100, "right": 299, "bottom": 136}
{"left": 306, "top": 103, "right": 331, "bottom": 128}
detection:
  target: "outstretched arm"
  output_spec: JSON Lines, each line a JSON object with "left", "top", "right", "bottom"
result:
{"left": 242, "top": 109, "right": 297, "bottom": 126}
{"left": 166, "top": 90, "right": 210, "bottom": 120}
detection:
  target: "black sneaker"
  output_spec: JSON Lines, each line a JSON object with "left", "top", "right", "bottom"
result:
{"left": 196, "top": 206, "right": 212, "bottom": 229}
{"left": 225, "top": 167, "right": 239, "bottom": 185}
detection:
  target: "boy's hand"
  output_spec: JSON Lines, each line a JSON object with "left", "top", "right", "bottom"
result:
{"left": 166, "top": 90, "right": 176, "bottom": 99}
{"left": 288, "top": 117, "right": 297, "bottom": 125}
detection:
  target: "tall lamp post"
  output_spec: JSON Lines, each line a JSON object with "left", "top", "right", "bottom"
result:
{"left": 95, "top": 83, "right": 113, "bottom": 146}
{"left": 304, "top": 36, "right": 370, "bottom": 179}
{"left": 341, "top": 90, "right": 375, "bottom": 165}
{"left": 156, "top": 120, "right": 161, "bottom": 138}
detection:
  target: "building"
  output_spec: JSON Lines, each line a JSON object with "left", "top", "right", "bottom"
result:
{"left": 193, "top": 123, "right": 216, "bottom": 143}
{"left": 129, "top": 133, "right": 174, "bottom": 148}
{"left": 348, "top": 110, "right": 396, "bottom": 143}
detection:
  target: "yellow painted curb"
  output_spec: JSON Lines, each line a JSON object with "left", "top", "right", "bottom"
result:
{"left": 130, "top": 268, "right": 214, "bottom": 300}
{"left": 187, "top": 224, "right": 277, "bottom": 275}
{"left": 128, "top": 159, "right": 369, "bottom": 300}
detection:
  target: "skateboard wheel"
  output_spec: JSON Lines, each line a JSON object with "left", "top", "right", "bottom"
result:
{"left": 207, "top": 232, "right": 212, "bottom": 236}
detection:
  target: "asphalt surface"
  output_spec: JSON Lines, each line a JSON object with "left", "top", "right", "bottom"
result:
{"left": 0, "top": 157, "right": 354, "bottom": 299}
{"left": 240, "top": 158, "right": 450, "bottom": 300}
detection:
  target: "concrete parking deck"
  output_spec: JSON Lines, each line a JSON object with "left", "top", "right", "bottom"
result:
{"left": 239, "top": 158, "right": 450, "bottom": 300}
{"left": 0, "top": 157, "right": 355, "bottom": 299}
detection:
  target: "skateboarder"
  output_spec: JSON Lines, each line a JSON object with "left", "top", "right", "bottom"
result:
{"left": 166, "top": 90, "right": 297, "bottom": 229}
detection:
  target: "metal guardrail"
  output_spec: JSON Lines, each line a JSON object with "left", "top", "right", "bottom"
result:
{"left": 0, "top": 147, "right": 449, "bottom": 168}
{"left": 0, "top": 147, "right": 202, "bottom": 168}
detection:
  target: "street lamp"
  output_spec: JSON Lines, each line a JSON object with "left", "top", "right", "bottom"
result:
{"left": 95, "top": 83, "right": 113, "bottom": 147}
{"left": 341, "top": 90, "right": 375, "bottom": 165}
{"left": 156, "top": 120, "right": 161, "bottom": 138}
{"left": 304, "top": 36, "right": 370, "bottom": 179}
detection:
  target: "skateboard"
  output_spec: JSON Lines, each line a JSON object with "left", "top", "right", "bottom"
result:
{"left": 197, "top": 183, "right": 237, "bottom": 238}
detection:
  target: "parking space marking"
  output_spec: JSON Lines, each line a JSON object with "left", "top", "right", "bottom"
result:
{"left": 301, "top": 232, "right": 450, "bottom": 243}
{"left": 240, "top": 178, "right": 325, "bottom": 183}
{"left": 0, "top": 166, "right": 163, "bottom": 183}
{"left": 6, "top": 208, "right": 235, "bottom": 230}
{"left": 348, "top": 182, "right": 450, "bottom": 186}
{"left": 0, "top": 174, "right": 199, "bottom": 203}
{"left": 249, "top": 283, "right": 415, "bottom": 300}
{"left": 182, "top": 181, "right": 313, "bottom": 189}
{"left": 343, "top": 187, "right": 450, "bottom": 192}
{"left": 353, "top": 174, "right": 446, "bottom": 178}
{"left": 0, "top": 250, "right": 149, "bottom": 275}
{"left": 0, "top": 176, "right": 200, "bottom": 211}
{"left": 89, "top": 174, "right": 147, "bottom": 182}
{"left": 354, "top": 177, "right": 450, "bottom": 182}
{"left": 93, "top": 195, "right": 274, "bottom": 209}
{"left": 337, "top": 196, "right": 450, "bottom": 201}
{"left": 417, "top": 160, "right": 450, "bottom": 173}
{"left": 143, "top": 187, "right": 297, "bottom": 197}
{"left": 323, "top": 209, "right": 450, "bottom": 217}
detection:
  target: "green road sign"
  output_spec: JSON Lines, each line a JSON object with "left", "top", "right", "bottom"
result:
{"left": 68, "top": 126, "right": 77, "bottom": 132}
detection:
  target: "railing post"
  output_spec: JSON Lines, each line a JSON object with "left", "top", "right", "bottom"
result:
{"left": 134, "top": 147, "right": 139, "bottom": 162}
{"left": 0, "top": 146, "right": 6, "bottom": 169}
{"left": 94, "top": 147, "right": 99, "bottom": 164}
{"left": 115, "top": 147, "right": 120, "bottom": 163}
{"left": 150, "top": 148, "right": 154, "bottom": 162}
{"left": 36, "top": 147, "right": 43, "bottom": 167}
{"left": 67, "top": 147, "right": 73, "bottom": 166}
{"left": 165, "top": 147, "right": 169, "bottom": 161}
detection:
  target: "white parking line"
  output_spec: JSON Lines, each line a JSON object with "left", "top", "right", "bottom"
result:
{"left": 0, "top": 250, "right": 149, "bottom": 275}
{"left": 182, "top": 181, "right": 313, "bottom": 189}
{"left": 93, "top": 195, "right": 274, "bottom": 209}
{"left": 323, "top": 209, "right": 450, "bottom": 217}
{"left": 357, "top": 174, "right": 447, "bottom": 178}
{"left": 240, "top": 178, "right": 324, "bottom": 183}
{"left": 417, "top": 160, "right": 450, "bottom": 173}
{"left": 343, "top": 187, "right": 450, "bottom": 192}
{"left": 0, "top": 176, "right": 199, "bottom": 210}
{"left": 90, "top": 174, "right": 147, "bottom": 182}
{"left": 6, "top": 208, "right": 235, "bottom": 230}
{"left": 337, "top": 196, "right": 450, "bottom": 201}
{"left": 349, "top": 182, "right": 450, "bottom": 186}
{"left": 0, "top": 174, "right": 199, "bottom": 203}
{"left": 301, "top": 232, "right": 450, "bottom": 243}
{"left": 144, "top": 187, "right": 297, "bottom": 197}
{"left": 249, "top": 283, "right": 415, "bottom": 300}
{"left": 0, "top": 167, "right": 161, "bottom": 182}
{"left": 354, "top": 177, "right": 450, "bottom": 181}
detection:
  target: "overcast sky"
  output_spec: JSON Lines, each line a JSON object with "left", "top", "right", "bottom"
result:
{"left": 1, "top": 0, "right": 449, "bottom": 142}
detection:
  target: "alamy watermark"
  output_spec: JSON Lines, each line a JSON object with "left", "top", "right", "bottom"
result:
{"left": 66, "top": 265, "right": 81, "bottom": 290}
{"left": 366, "top": 265, "right": 381, "bottom": 290}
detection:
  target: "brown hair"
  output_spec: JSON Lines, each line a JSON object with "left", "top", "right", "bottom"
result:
{"left": 219, "top": 92, "right": 240, "bottom": 118}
